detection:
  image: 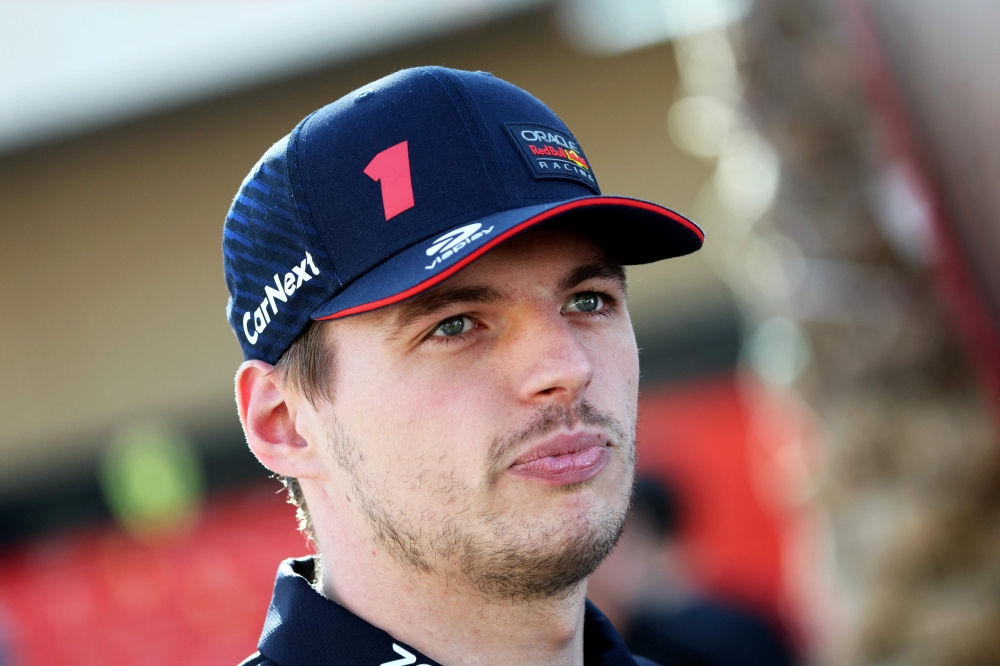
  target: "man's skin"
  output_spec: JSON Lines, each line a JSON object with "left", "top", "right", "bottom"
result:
{"left": 236, "top": 227, "right": 641, "bottom": 666}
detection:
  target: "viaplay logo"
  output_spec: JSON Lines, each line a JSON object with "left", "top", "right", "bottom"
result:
{"left": 425, "top": 222, "right": 494, "bottom": 270}
{"left": 504, "top": 123, "right": 599, "bottom": 194}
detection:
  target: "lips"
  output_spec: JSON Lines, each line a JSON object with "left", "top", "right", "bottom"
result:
{"left": 507, "top": 431, "right": 611, "bottom": 486}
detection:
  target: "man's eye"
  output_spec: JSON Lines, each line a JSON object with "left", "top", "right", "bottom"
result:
{"left": 430, "top": 315, "right": 474, "bottom": 337}
{"left": 564, "top": 292, "right": 604, "bottom": 314}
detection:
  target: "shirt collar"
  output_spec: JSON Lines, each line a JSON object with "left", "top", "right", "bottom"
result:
{"left": 258, "top": 557, "right": 642, "bottom": 666}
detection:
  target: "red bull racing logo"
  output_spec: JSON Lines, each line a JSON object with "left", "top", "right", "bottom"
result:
{"left": 528, "top": 144, "right": 590, "bottom": 170}
{"left": 503, "top": 122, "right": 600, "bottom": 193}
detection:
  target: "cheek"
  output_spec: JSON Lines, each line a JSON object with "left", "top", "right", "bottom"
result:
{"left": 332, "top": 345, "right": 505, "bottom": 481}
{"left": 588, "top": 324, "right": 640, "bottom": 418}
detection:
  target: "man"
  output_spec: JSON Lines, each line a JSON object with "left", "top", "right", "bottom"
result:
{"left": 224, "top": 67, "right": 703, "bottom": 666}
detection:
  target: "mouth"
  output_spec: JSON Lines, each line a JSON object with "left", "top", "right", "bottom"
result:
{"left": 507, "top": 430, "right": 611, "bottom": 487}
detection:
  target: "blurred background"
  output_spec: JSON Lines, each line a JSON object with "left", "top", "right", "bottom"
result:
{"left": 2, "top": 1, "right": 999, "bottom": 664}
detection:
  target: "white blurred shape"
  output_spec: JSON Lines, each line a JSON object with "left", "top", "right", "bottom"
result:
{"left": 673, "top": 28, "right": 742, "bottom": 101}
{"left": 715, "top": 129, "right": 781, "bottom": 221}
{"left": 558, "top": 0, "right": 753, "bottom": 55}
{"left": 872, "top": 161, "right": 938, "bottom": 266}
{"left": 668, "top": 95, "right": 737, "bottom": 158}
{"left": 746, "top": 317, "right": 812, "bottom": 386}
{"left": 745, "top": 234, "right": 804, "bottom": 301}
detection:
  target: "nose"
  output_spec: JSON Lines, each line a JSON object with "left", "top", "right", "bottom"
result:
{"left": 509, "top": 308, "right": 595, "bottom": 406}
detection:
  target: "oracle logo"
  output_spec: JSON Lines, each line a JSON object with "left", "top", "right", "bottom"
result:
{"left": 519, "top": 129, "right": 578, "bottom": 150}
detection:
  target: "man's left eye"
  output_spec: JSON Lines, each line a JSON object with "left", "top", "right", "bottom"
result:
{"left": 564, "top": 292, "right": 604, "bottom": 313}
{"left": 430, "top": 315, "right": 475, "bottom": 337}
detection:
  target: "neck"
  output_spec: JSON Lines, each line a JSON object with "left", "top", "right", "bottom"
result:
{"left": 312, "top": 491, "right": 589, "bottom": 666}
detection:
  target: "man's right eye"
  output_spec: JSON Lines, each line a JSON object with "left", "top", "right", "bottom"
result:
{"left": 430, "top": 316, "right": 474, "bottom": 337}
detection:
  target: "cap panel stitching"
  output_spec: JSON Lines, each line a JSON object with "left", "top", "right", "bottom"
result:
{"left": 259, "top": 120, "right": 343, "bottom": 364}
{"left": 424, "top": 67, "right": 507, "bottom": 210}
{"left": 287, "top": 112, "right": 342, "bottom": 289}
{"left": 447, "top": 72, "right": 519, "bottom": 205}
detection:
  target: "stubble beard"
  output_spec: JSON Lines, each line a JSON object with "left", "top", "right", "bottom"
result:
{"left": 326, "top": 401, "right": 636, "bottom": 603}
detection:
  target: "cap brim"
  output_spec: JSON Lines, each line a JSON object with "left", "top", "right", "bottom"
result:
{"left": 311, "top": 195, "right": 704, "bottom": 321}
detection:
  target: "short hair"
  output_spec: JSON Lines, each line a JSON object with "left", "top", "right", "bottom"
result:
{"left": 274, "top": 320, "right": 335, "bottom": 405}
{"left": 272, "top": 320, "right": 334, "bottom": 545}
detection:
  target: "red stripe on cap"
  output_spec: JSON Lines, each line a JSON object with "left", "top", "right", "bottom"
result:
{"left": 316, "top": 197, "right": 703, "bottom": 321}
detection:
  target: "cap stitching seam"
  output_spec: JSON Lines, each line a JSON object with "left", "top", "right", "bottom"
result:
{"left": 424, "top": 68, "right": 506, "bottom": 211}
{"left": 289, "top": 114, "right": 342, "bottom": 288}
{"left": 446, "top": 72, "right": 517, "bottom": 206}
{"left": 263, "top": 120, "right": 342, "bottom": 363}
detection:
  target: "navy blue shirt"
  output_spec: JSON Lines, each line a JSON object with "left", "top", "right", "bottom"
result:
{"left": 240, "top": 557, "right": 659, "bottom": 666}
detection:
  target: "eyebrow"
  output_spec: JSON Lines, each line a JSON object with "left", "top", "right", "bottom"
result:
{"left": 558, "top": 259, "right": 627, "bottom": 295}
{"left": 390, "top": 284, "right": 510, "bottom": 334}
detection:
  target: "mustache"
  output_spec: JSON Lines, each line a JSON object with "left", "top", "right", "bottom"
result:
{"left": 485, "top": 401, "right": 628, "bottom": 481}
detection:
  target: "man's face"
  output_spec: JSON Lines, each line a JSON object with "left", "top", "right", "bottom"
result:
{"left": 309, "top": 226, "right": 639, "bottom": 600}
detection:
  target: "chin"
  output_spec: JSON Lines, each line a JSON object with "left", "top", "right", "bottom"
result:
{"left": 459, "top": 465, "right": 632, "bottom": 601}
{"left": 462, "top": 491, "right": 629, "bottom": 601}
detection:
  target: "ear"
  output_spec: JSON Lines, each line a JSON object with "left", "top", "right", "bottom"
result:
{"left": 235, "top": 360, "right": 325, "bottom": 480}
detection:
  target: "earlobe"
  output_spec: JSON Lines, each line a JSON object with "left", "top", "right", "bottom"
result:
{"left": 235, "top": 361, "right": 324, "bottom": 480}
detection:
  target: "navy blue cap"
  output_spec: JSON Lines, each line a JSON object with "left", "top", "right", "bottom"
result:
{"left": 224, "top": 67, "right": 704, "bottom": 364}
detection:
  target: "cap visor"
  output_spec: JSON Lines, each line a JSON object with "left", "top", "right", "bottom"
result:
{"left": 311, "top": 195, "right": 703, "bottom": 321}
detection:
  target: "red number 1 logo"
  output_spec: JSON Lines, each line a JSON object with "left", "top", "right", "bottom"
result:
{"left": 364, "top": 140, "right": 415, "bottom": 221}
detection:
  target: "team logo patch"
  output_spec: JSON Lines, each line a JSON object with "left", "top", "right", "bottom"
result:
{"left": 503, "top": 123, "right": 599, "bottom": 193}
